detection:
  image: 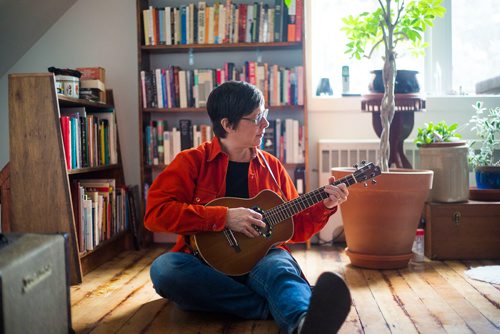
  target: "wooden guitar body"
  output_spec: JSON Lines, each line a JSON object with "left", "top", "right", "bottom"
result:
{"left": 190, "top": 190, "right": 293, "bottom": 276}
{"left": 190, "top": 161, "right": 380, "bottom": 276}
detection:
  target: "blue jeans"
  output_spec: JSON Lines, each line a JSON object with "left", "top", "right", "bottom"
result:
{"left": 150, "top": 248, "right": 311, "bottom": 334}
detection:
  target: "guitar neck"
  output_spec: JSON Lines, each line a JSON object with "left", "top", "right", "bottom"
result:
{"left": 264, "top": 174, "right": 358, "bottom": 227}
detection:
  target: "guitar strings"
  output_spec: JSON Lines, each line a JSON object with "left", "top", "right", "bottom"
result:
{"left": 263, "top": 175, "right": 357, "bottom": 226}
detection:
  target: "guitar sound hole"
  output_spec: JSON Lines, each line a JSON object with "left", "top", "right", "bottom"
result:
{"left": 252, "top": 221, "right": 272, "bottom": 238}
{"left": 250, "top": 206, "right": 272, "bottom": 238}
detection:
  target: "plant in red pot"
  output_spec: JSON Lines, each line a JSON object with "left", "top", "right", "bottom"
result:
{"left": 334, "top": 0, "right": 446, "bottom": 269}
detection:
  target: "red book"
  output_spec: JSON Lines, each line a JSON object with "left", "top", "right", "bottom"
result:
{"left": 238, "top": 4, "right": 247, "bottom": 43}
{"left": 295, "top": 0, "right": 303, "bottom": 42}
{"left": 248, "top": 61, "right": 256, "bottom": 85}
{"left": 60, "top": 116, "right": 71, "bottom": 169}
{"left": 287, "top": 23, "right": 296, "bottom": 42}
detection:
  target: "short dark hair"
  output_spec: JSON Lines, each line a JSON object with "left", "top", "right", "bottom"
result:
{"left": 206, "top": 81, "right": 264, "bottom": 138}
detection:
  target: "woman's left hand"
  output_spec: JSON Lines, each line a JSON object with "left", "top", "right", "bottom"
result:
{"left": 322, "top": 176, "right": 349, "bottom": 209}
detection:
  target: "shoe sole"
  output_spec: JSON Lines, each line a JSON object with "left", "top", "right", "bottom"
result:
{"left": 300, "top": 272, "right": 352, "bottom": 334}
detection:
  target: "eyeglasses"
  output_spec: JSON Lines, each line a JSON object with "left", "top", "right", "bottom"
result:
{"left": 241, "top": 109, "right": 269, "bottom": 125}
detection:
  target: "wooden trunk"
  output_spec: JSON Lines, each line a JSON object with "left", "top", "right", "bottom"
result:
{"left": 424, "top": 200, "right": 500, "bottom": 259}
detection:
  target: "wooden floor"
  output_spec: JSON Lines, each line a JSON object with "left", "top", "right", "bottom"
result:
{"left": 70, "top": 244, "right": 500, "bottom": 333}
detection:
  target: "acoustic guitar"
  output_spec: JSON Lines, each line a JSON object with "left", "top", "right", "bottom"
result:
{"left": 190, "top": 162, "right": 381, "bottom": 276}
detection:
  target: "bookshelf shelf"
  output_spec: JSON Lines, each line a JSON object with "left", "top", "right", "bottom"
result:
{"left": 9, "top": 73, "right": 131, "bottom": 284}
{"left": 142, "top": 41, "right": 302, "bottom": 53}
{"left": 58, "top": 94, "right": 114, "bottom": 109}
{"left": 143, "top": 105, "right": 304, "bottom": 113}
{"left": 67, "top": 164, "right": 123, "bottom": 175}
{"left": 136, "top": 0, "right": 308, "bottom": 244}
{"left": 143, "top": 107, "right": 206, "bottom": 113}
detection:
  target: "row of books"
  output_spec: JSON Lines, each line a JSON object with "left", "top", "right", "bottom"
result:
{"left": 145, "top": 119, "right": 214, "bottom": 166}
{"left": 73, "top": 179, "right": 129, "bottom": 253}
{"left": 144, "top": 117, "right": 304, "bottom": 166}
{"left": 261, "top": 118, "right": 305, "bottom": 164}
{"left": 60, "top": 107, "right": 118, "bottom": 170}
{"left": 141, "top": 63, "right": 304, "bottom": 109}
{"left": 142, "top": 0, "right": 302, "bottom": 46}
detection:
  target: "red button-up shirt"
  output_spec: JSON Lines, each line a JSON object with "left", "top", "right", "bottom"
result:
{"left": 144, "top": 137, "right": 336, "bottom": 253}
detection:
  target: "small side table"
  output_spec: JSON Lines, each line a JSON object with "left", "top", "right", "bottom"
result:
{"left": 362, "top": 93, "right": 425, "bottom": 168}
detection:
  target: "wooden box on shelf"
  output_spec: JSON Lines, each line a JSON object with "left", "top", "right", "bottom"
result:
{"left": 424, "top": 200, "right": 500, "bottom": 260}
{"left": 8, "top": 73, "right": 132, "bottom": 284}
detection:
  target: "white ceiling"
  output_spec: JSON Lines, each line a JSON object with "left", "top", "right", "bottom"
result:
{"left": 0, "top": 0, "right": 77, "bottom": 77}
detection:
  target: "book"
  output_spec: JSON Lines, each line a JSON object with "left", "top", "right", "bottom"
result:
{"left": 165, "top": 7, "right": 172, "bottom": 45}
{"left": 60, "top": 116, "right": 71, "bottom": 169}
{"left": 127, "top": 185, "right": 142, "bottom": 250}
{"left": 179, "top": 119, "right": 193, "bottom": 150}
{"left": 80, "top": 79, "right": 105, "bottom": 92}
{"left": 262, "top": 119, "right": 276, "bottom": 156}
{"left": 76, "top": 67, "right": 106, "bottom": 83}
{"left": 196, "top": 69, "right": 214, "bottom": 107}
{"left": 155, "top": 68, "right": 164, "bottom": 108}
{"left": 171, "top": 127, "right": 181, "bottom": 159}
{"left": 89, "top": 109, "right": 117, "bottom": 164}
{"left": 79, "top": 179, "right": 116, "bottom": 241}
{"left": 198, "top": 2, "right": 206, "bottom": 44}
{"left": 178, "top": 70, "right": 188, "bottom": 108}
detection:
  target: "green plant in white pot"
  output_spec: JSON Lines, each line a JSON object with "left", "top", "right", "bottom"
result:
{"left": 414, "top": 121, "right": 462, "bottom": 146}
{"left": 469, "top": 101, "right": 500, "bottom": 189}
{"left": 415, "top": 121, "right": 469, "bottom": 202}
{"left": 331, "top": 0, "right": 445, "bottom": 269}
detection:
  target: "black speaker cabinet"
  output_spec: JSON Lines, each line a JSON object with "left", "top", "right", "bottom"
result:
{"left": 0, "top": 233, "right": 72, "bottom": 334}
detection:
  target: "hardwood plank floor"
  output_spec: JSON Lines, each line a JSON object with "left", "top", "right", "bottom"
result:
{"left": 71, "top": 244, "right": 500, "bottom": 334}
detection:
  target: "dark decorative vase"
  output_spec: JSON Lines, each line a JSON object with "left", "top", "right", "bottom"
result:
{"left": 369, "top": 69, "right": 420, "bottom": 94}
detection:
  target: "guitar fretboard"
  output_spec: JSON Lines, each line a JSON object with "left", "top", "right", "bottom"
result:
{"left": 263, "top": 174, "right": 358, "bottom": 227}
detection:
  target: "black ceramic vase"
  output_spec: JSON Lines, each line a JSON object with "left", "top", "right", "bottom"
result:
{"left": 369, "top": 69, "right": 420, "bottom": 94}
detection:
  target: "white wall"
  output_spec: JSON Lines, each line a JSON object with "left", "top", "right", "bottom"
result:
{"left": 0, "top": 0, "right": 140, "bottom": 187}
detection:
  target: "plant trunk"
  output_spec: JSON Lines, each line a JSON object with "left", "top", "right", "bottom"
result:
{"left": 379, "top": 49, "right": 396, "bottom": 171}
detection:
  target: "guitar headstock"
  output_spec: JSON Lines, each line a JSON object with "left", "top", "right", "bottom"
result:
{"left": 352, "top": 161, "right": 381, "bottom": 186}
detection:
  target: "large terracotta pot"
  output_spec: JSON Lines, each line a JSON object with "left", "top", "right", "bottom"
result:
{"left": 332, "top": 168, "right": 433, "bottom": 269}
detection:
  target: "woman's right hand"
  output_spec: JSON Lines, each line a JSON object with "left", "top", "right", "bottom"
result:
{"left": 226, "top": 207, "right": 267, "bottom": 238}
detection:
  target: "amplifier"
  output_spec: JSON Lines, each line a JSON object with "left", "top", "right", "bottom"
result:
{"left": 0, "top": 233, "right": 72, "bottom": 334}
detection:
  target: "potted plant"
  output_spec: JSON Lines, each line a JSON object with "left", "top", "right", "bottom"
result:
{"left": 331, "top": 0, "right": 445, "bottom": 269}
{"left": 468, "top": 101, "right": 500, "bottom": 189}
{"left": 415, "top": 121, "right": 469, "bottom": 202}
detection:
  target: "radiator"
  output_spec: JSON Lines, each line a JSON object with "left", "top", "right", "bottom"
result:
{"left": 318, "top": 139, "right": 420, "bottom": 186}
{"left": 317, "top": 139, "right": 419, "bottom": 244}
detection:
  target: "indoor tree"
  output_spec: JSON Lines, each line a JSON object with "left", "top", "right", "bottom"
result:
{"left": 342, "top": 0, "right": 446, "bottom": 171}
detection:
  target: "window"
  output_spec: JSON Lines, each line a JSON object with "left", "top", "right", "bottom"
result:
{"left": 309, "top": 0, "right": 500, "bottom": 98}
{"left": 451, "top": 0, "right": 500, "bottom": 94}
{"left": 310, "top": 0, "right": 424, "bottom": 97}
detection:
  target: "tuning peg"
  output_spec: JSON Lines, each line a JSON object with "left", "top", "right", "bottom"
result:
{"left": 361, "top": 160, "right": 366, "bottom": 165}
{"left": 372, "top": 179, "right": 377, "bottom": 184}
{"left": 363, "top": 182, "right": 368, "bottom": 187}
{"left": 353, "top": 163, "right": 359, "bottom": 169}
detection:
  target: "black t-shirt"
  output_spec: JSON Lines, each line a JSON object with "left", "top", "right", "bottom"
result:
{"left": 225, "top": 161, "right": 250, "bottom": 198}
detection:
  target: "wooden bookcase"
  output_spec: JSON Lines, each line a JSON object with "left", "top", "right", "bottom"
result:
{"left": 8, "top": 73, "right": 131, "bottom": 285}
{"left": 136, "top": 0, "right": 309, "bottom": 227}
